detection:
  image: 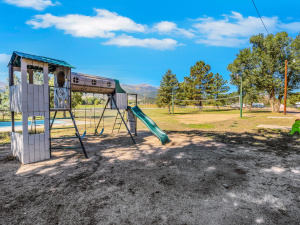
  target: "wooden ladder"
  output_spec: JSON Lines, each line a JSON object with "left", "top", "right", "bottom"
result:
{"left": 112, "top": 110, "right": 125, "bottom": 133}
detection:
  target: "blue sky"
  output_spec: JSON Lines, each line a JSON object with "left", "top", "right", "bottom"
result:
{"left": 0, "top": 0, "right": 299, "bottom": 91}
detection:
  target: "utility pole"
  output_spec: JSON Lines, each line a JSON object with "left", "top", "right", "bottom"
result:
{"left": 240, "top": 76, "right": 243, "bottom": 118}
{"left": 284, "top": 60, "right": 288, "bottom": 115}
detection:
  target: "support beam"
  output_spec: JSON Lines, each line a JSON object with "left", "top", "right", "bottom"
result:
{"left": 111, "top": 95, "right": 136, "bottom": 144}
{"left": 8, "top": 64, "right": 14, "bottom": 132}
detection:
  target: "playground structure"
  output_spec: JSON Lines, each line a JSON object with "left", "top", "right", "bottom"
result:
{"left": 8, "top": 51, "right": 170, "bottom": 164}
{"left": 290, "top": 119, "right": 300, "bottom": 135}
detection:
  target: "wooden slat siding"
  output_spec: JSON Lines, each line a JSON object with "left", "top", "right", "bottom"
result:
{"left": 44, "top": 108, "right": 50, "bottom": 158}
{"left": 28, "top": 84, "right": 34, "bottom": 113}
{"left": 21, "top": 58, "right": 28, "bottom": 113}
{"left": 38, "top": 85, "right": 43, "bottom": 112}
{"left": 40, "top": 133, "right": 45, "bottom": 160}
{"left": 34, "top": 85, "right": 39, "bottom": 112}
{"left": 34, "top": 134, "right": 40, "bottom": 162}
{"left": 11, "top": 132, "right": 15, "bottom": 157}
{"left": 11, "top": 132, "right": 22, "bottom": 161}
{"left": 44, "top": 111, "right": 50, "bottom": 158}
{"left": 29, "top": 134, "right": 35, "bottom": 163}
{"left": 67, "top": 68, "right": 70, "bottom": 108}
{"left": 22, "top": 112, "right": 29, "bottom": 164}
{"left": 18, "top": 134, "right": 23, "bottom": 162}
{"left": 44, "top": 133, "right": 50, "bottom": 158}
{"left": 17, "top": 85, "right": 22, "bottom": 113}
{"left": 10, "top": 86, "right": 13, "bottom": 111}
{"left": 9, "top": 65, "right": 12, "bottom": 111}
{"left": 43, "top": 63, "right": 49, "bottom": 112}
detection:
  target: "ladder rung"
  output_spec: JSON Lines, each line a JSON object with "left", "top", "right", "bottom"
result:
{"left": 50, "top": 147, "right": 82, "bottom": 149}
{"left": 51, "top": 136, "right": 78, "bottom": 140}
{"left": 51, "top": 117, "right": 72, "bottom": 120}
{"left": 51, "top": 127, "right": 75, "bottom": 130}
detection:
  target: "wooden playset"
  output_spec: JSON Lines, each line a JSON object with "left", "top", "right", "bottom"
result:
{"left": 8, "top": 51, "right": 169, "bottom": 164}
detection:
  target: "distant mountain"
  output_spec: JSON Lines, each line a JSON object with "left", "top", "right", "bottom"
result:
{"left": 0, "top": 81, "right": 6, "bottom": 93}
{"left": 121, "top": 83, "right": 158, "bottom": 98}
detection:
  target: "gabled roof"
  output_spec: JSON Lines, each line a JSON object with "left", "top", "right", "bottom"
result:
{"left": 9, "top": 51, "right": 75, "bottom": 69}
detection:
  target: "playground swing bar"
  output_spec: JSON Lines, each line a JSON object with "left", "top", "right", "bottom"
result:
{"left": 81, "top": 93, "right": 87, "bottom": 138}
{"left": 95, "top": 95, "right": 136, "bottom": 145}
{"left": 95, "top": 96, "right": 105, "bottom": 135}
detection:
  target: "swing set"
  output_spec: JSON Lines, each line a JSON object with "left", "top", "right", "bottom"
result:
{"left": 76, "top": 93, "right": 136, "bottom": 145}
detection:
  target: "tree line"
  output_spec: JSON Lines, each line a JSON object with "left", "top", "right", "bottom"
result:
{"left": 156, "top": 62, "right": 230, "bottom": 113}
{"left": 156, "top": 32, "right": 300, "bottom": 113}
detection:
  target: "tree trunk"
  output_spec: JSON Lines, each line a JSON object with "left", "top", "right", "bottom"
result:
{"left": 249, "top": 102, "right": 252, "bottom": 111}
{"left": 168, "top": 105, "right": 171, "bottom": 114}
{"left": 199, "top": 101, "right": 202, "bottom": 111}
{"left": 274, "top": 98, "right": 281, "bottom": 113}
{"left": 269, "top": 96, "right": 281, "bottom": 113}
{"left": 269, "top": 94, "right": 275, "bottom": 113}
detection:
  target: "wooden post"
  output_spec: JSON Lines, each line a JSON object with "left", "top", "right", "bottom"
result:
{"left": 8, "top": 64, "right": 15, "bottom": 132}
{"left": 284, "top": 60, "right": 288, "bottom": 115}
{"left": 90, "top": 108, "right": 92, "bottom": 127}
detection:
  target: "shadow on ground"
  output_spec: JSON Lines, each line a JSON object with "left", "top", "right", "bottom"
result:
{"left": 0, "top": 129, "right": 300, "bottom": 225}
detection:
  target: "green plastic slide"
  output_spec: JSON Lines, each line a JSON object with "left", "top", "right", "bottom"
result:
{"left": 129, "top": 106, "right": 170, "bottom": 145}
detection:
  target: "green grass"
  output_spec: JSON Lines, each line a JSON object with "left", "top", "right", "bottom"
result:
{"left": 1, "top": 107, "right": 296, "bottom": 145}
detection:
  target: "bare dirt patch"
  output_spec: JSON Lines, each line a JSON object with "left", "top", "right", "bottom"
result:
{"left": 176, "top": 114, "right": 242, "bottom": 124}
{"left": 0, "top": 130, "right": 300, "bottom": 225}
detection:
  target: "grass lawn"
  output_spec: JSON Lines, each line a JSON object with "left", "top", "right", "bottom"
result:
{"left": 1, "top": 106, "right": 298, "bottom": 145}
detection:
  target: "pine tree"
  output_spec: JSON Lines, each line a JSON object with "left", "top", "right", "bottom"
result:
{"left": 184, "top": 61, "right": 214, "bottom": 110}
{"left": 212, "top": 73, "right": 229, "bottom": 106}
{"left": 156, "top": 69, "right": 179, "bottom": 114}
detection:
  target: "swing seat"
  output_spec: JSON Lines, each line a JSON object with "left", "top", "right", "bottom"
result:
{"left": 94, "top": 128, "right": 104, "bottom": 135}
{"left": 81, "top": 131, "right": 86, "bottom": 138}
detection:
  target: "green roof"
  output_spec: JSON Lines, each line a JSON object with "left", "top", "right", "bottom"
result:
{"left": 114, "top": 79, "right": 126, "bottom": 93}
{"left": 9, "top": 51, "right": 75, "bottom": 69}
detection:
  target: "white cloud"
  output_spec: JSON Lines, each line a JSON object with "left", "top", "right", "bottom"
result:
{"left": 192, "top": 11, "right": 279, "bottom": 47}
{"left": 153, "top": 21, "right": 195, "bottom": 38}
{"left": 4, "top": 0, "right": 58, "bottom": 10}
{"left": 154, "top": 21, "right": 177, "bottom": 33}
{"left": 279, "top": 22, "right": 300, "bottom": 33}
{"left": 27, "top": 9, "right": 147, "bottom": 38}
{"left": 102, "top": 34, "right": 179, "bottom": 50}
{"left": 0, "top": 54, "right": 10, "bottom": 63}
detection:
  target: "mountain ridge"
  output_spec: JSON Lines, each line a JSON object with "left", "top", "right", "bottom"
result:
{"left": 120, "top": 83, "right": 158, "bottom": 98}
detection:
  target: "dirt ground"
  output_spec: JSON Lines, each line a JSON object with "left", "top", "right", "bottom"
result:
{"left": 177, "top": 114, "right": 245, "bottom": 124}
{"left": 0, "top": 129, "right": 300, "bottom": 225}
